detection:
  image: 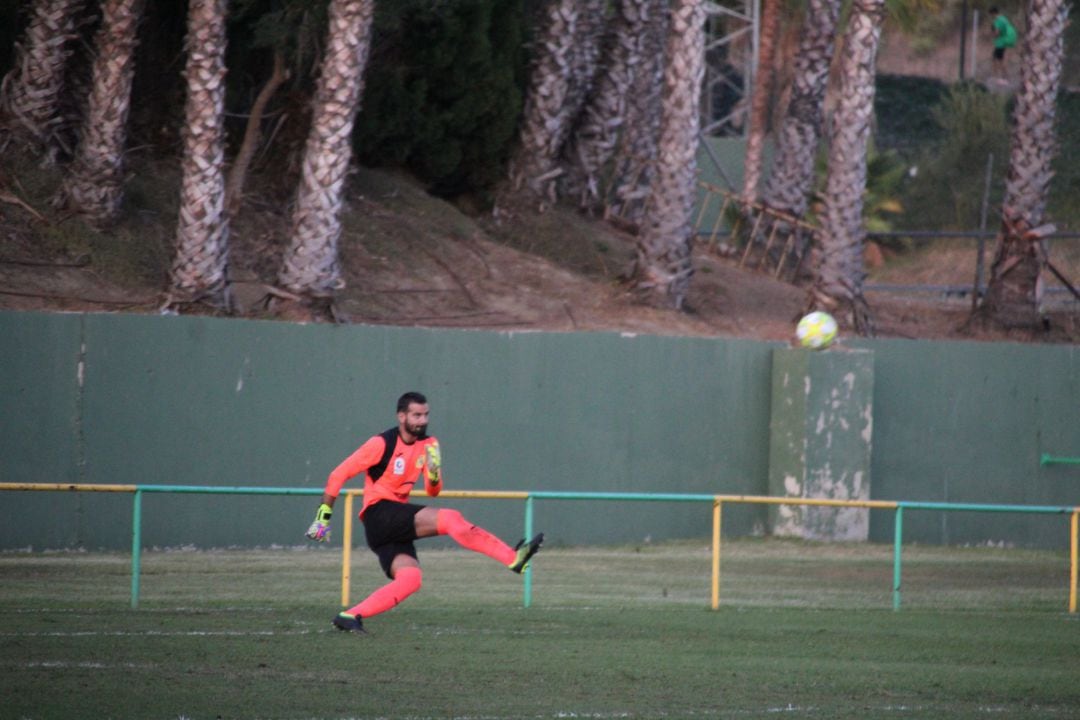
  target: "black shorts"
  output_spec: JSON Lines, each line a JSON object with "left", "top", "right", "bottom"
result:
{"left": 993, "top": 46, "right": 1006, "bottom": 60}
{"left": 362, "top": 500, "right": 425, "bottom": 578}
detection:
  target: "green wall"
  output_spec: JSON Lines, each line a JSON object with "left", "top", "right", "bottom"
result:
{"left": 1, "top": 310, "right": 1077, "bottom": 550}
{"left": 0, "top": 313, "right": 84, "bottom": 547}
{"left": 857, "top": 338, "right": 1080, "bottom": 547}
{"left": 0, "top": 311, "right": 774, "bottom": 549}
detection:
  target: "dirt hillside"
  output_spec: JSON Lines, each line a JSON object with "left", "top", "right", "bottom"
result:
{"left": 0, "top": 158, "right": 1077, "bottom": 344}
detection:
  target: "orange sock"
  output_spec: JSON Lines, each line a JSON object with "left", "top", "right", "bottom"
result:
{"left": 349, "top": 566, "right": 422, "bottom": 619}
{"left": 436, "top": 509, "right": 515, "bottom": 565}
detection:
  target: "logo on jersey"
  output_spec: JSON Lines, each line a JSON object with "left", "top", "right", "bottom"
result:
{"left": 393, "top": 457, "right": 406, "bottom": 475}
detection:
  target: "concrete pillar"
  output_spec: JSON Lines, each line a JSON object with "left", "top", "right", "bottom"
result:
{"left": 768, "top": 347, "right": 874, "bottom": 540}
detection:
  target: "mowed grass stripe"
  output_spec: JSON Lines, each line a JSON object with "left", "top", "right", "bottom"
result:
{"left": 1, "top": 541, "right": 1077, "bottom": 719}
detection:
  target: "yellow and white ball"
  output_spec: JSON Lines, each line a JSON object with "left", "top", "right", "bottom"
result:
{"left": 796, "top": 311, "right": 838, "bottom": 350}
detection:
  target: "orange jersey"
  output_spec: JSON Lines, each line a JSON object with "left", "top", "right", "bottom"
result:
{"left": 325, "top": 430, "right": 441, "bottom": 518}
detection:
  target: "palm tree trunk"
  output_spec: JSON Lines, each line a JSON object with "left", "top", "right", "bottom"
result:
{"left": 168, "top": 0, "right": 231, "bottom": 308}
{"left": 741, "top": 0, "right": 782, "bottom": 204}
{"left": 809, "top": 0, "right": 884, "bottom": 334}
{"left": 277, "top": 0, "right": 375, "bottom": 298}
{"left": 632, "top": 0, "right": 704, "bottom": 310}
{"left": 500, "top": 0, "right": 601, "bottom": 212}
{"left": 561, "top": 0, "right": 648, "bottom": 212}
{"left": 977, "top": 0, "right": 1069, "bottom": 329}
{"left": 566, "top": 0, "right": 606, "bottom": 120}
{"left": 606, "top": 0, "right": 666, "bottom": 224}
{"left": 54, "top": 0, "right": 143, "bottom": 226}
{"left": 760, "top": 0, "right": 840, "bottom": 220}
{"left": 0, "top": 0, "right": 86, "bottom": 156}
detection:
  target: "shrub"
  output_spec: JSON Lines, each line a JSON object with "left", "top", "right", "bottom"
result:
{"left": 899, "top": 82, "right": 1010, "bottom": 230}
{"left": 353, "top": 0, "right": 526, "bottom": 201}
{"left": 875, "top": 74, "right": 952, "bottom": 155}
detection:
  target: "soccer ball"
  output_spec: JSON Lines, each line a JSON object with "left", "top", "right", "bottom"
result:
{"left": 795, "top": 311, "right": 838, "bottom": 349}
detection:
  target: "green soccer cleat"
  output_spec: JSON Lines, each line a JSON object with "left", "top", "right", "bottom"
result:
{"left": 508, "top": 533, "right": 544, "bottom": 574}
{"left": 332, "top": 611, "right": 367, "bottom": 635}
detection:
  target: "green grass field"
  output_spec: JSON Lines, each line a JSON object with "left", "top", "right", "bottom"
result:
{"left": 1, "top": 539, "right": 1077, "bottom": 719}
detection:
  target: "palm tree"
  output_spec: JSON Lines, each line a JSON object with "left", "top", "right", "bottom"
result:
{"left": 741, "top": 0, "right": 783, "bottom": 204}
{"left": 500, "top": 0, "right": 602, "bottom": 212}
{"left": 167, "top": 0, "right": 231, "bottom": 309}
{"left": 561, "top": 0, "right": 647, "bottom": 212}
{"left": 566, "top": 0, "right": 607, "bottom": 122}
{"left": 53, "top": 0, "right": 143, "bottom": 226}
{"left": 976, "top": 0, "right": 1069, "bottom": 329}
{"left": 808, "top": 0, "right": 885, "bottom": 333}
{"left": 632, "top": 0, "right": 705, "bottom": 310}
{"left": 758, "top": 0, "right": 840, "bottom": 235}
{"left": 751, "top": 0, "right": 842, "bottom": 278}
{"left": 277, "top": 0, "right": 375, "bottom": 301}
{"left": 0, "top": 0, "right": 86, "bottom": 156}
{"left": 606, "top": 0, "right": 666, "bottom": 224}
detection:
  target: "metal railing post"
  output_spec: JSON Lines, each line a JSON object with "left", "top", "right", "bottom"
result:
{"left": 131, "top": 489, "right": 143, "bottom": 609}
{"left": 523, "top": 494, "right": 535, "bottom": 609}
{"left": 1070, "top": 511, "right": 1078, "bottom": 614}
{"left": 341, "top": 492, "right": 354, "bottom": 608}
{"left": 892, "top": 506, "right": 904, "bottom": 612}
{"left": 712, "top": 499, "right": 722, "bottom": 610}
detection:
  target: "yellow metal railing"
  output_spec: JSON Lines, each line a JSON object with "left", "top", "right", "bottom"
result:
{"left": 1, "top": 483, "right": 1076, "bottom": 613}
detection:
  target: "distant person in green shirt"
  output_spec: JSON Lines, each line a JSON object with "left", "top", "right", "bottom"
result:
{"left": 989, "top": 7, "right": 1017, "bottom": 81}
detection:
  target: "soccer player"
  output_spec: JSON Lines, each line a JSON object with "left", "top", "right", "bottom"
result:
{"left": 304, "top": 391, "right": 544, "bottom": 634}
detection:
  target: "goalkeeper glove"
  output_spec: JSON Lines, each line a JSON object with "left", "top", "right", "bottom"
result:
{"left": 305, "top": 503, "right": 333, "bottom": 542}
{"left": 426, "top": 441, "right": 441, "bottom": 486}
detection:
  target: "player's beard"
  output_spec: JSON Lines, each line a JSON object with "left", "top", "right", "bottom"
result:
{"left": 407, "top": 422, "right": 428, "bottom": 439}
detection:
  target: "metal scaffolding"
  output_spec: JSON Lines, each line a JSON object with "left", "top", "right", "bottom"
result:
{"left": 701, "top": 0, "right": 759, "bottom": 138}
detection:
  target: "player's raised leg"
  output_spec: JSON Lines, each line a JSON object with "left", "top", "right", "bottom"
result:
{"left": 416, "top": 507, "right": 544, "bottom": 572}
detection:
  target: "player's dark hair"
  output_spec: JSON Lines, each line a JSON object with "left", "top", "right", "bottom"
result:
{"left": 397, "top": 391, "right": 427, "bottom": 412}
{"left": 989, "top": 6, "right": 999, "bottom": 12}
